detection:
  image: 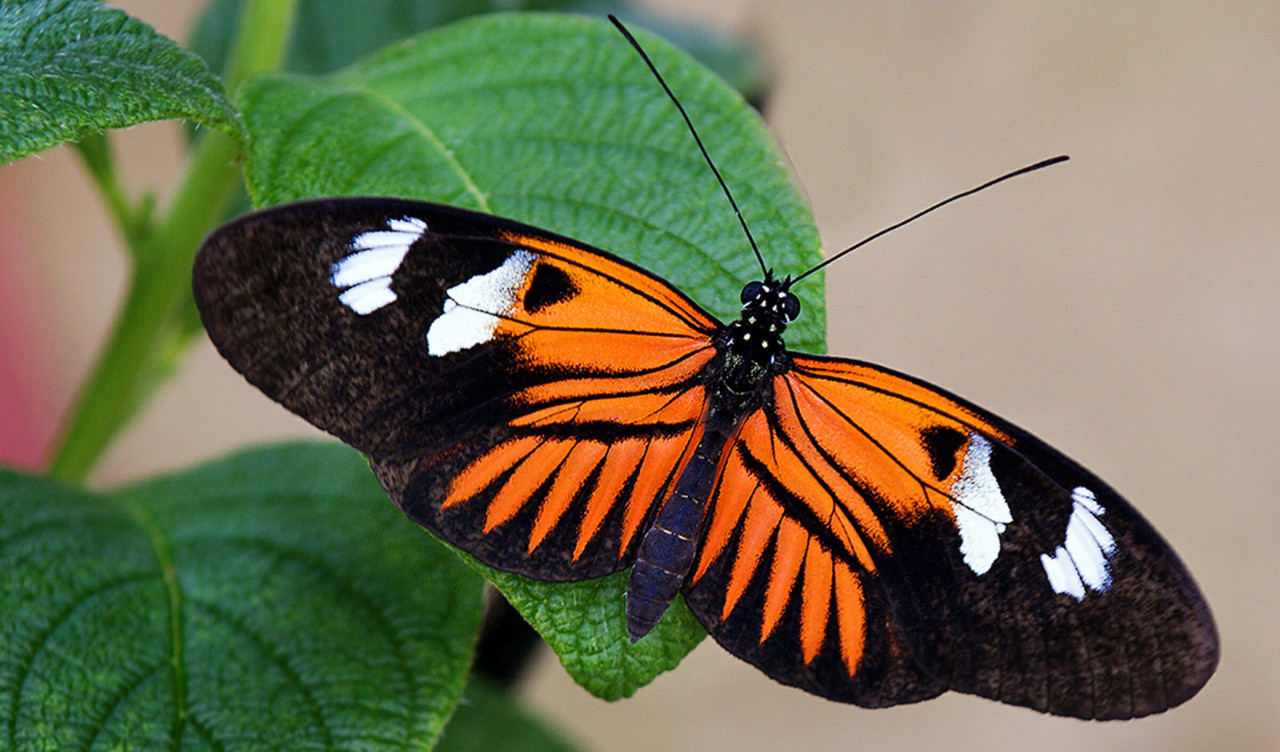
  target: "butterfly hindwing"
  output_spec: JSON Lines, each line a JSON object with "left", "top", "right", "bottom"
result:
{"left": 683, "top": 353, "right": 1217, "bottom": 718}
{"left": 194, "top": 197, "right": 721, "bottom": 579}
{"left": 681, "top": 405, "right": 949, "bottom": 707}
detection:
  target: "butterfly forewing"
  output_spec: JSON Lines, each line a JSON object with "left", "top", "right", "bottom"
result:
{"left": 683, "top": 353, "right": 1217, "bottom": 718}
{"left": 194, "top": 198, "right": 722, "bottom": 579}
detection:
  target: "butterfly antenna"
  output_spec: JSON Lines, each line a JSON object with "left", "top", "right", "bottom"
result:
{"left": 792, "top": 155, "right": 1070, "bottom": 284}
{"left": 608, "top": 15, "right": 769, "bottom": 277}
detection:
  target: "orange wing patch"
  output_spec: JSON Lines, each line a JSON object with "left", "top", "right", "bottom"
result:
{"left": 483, "top": 437, "right": 573, "bottom": 533}
{"left": 692, "top": 452, "right": 873, "bottom": 679}
{"left": 762, "top": 518, "right": 807, "bottom": 640}
{"left": 500, "top": 230, "right": 713, "bottom": 335}
{"left": 799, "top": 544, "right": 835, "bottom": 664}
{"left": 832, "top": 563, "right": 867, "bottom": 673}
{"left": 428, "top": 231, "right": 717, "bottom": 376}
{"left": 439, "top": 376, "right": 709, "bottom": 570}
{"left": 511, "top": 355, "right": 711, "bottom": 427}
{"left": 782, "top": 356, "right": 1012, "bottom": 527}
{"left": 487, "top": 231, "right": 717, "bottom": 372}
{"left": 528, "top": 439, "right": 610, "bottom": 551}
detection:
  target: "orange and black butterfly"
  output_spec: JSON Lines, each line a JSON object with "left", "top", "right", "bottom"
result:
{"left": 193, "top": 19, "right": 1216, "bottom": 721}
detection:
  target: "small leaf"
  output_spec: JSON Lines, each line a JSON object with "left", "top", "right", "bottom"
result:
{"left": 236, "top": 11, "right": 823, "bottom": 700}
{"left": 194, "top": 0, "right": 492, "bottom": 79}
{"left": 581, "top": 2, "right": 770, "bottom": 104}
{"left": 438, "top": 678, "right": 583, "bottom": 752}
{"left": 0, "top": 443, "right": 485, "bottom": 750}
{"left": 0, "top": 0, "right": 243, "bottom": 164}
{"left": 191, "top": 0, "right": 767, "bottom": 103}
{"left": 485, "top": 567, "right": 705, "bottom": 701}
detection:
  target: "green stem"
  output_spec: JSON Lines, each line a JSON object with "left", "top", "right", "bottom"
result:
{"left": 220, "top": 0, "right": 297, "bottom": 95}
{"left": 47, "top": 0, "right": 297, "bottom": 482}
{"left": 48, "top": 132, "right": 240, "bottom": 482}
{"left": 73, "top": 134, "right": 150, "bottom": 250}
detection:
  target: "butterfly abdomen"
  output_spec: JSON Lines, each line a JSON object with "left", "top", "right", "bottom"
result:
{"left": 627, "top": 410, "right": 735, "bottom": 641}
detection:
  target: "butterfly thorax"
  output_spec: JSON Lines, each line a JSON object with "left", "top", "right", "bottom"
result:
{"left": 715, "top": 277, "right": 801, "bottom": 398}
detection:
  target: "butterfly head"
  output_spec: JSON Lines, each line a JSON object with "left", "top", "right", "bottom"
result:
{"left": 722, "top": 273, "right": 800, "bottom": 372}
{"left": 739, "top": 274, "right": 801, "bottom": 326}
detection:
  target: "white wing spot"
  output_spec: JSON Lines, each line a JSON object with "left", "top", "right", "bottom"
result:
{"left": 337, "top": 283, "right": 397, "bottom": 315}
{"left": 952, "top": 434, "right": 1013, "bottom": 576}
{"left": 427, "top": 250, "right": 536, "bottom": 356}
{"left": 331, "top": 216, "right": 428, "bottom": 315}
{"left": 1040, "top": 486, "right": 1117, "bottom": 600}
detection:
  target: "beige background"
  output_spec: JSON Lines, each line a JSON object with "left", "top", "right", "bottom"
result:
{"left": 2, "top": 1, "right": 1275, "bottom": 750}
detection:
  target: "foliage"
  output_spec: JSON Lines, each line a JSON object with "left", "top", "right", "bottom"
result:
{"left": 0, "top": 1, "right": 820, "bottom": 748}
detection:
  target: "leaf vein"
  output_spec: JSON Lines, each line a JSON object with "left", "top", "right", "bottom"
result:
{"left": 191, "top": 599, "right": 338, "bottom": 752}
{"left": 5, "top": 572, "right": 157, "bottom": 749}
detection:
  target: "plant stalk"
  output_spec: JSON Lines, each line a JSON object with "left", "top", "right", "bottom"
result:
{"left": 47, "top": 0, "right": 297, "bottom": 482}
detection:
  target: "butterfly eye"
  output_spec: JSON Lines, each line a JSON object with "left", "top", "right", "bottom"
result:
{"left": 782, "top": 292, "right": 801, "bottom": 322}
{"left": 741, "top": 281, "right": 764, "bottom": 304}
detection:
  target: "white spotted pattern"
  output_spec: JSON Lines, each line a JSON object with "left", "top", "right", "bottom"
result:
{"left": 331, "top": 216, "right": 428, "bottom": 315}
{"left": 951, "top": 433, "right": 1013, "bottom": 575}
{"left": 1040, "top": 486, "right": 1117, "bottom": 600}
{"left": 426, "top": 250, "right": 536, "bottom": 356}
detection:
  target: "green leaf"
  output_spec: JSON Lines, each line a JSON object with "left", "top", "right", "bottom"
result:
{"left": 236, "top": 11, "right": 823, "bottom": 700}
{"left": 240, "top": 12, "right": 823, "bottom": 346}
{"left": 0, "top": 443, "right": 485, "bottom": 750}
{"left": 437, "top": 679, "right": 583, "bottom": 752}
{"left": 484, "top": 568, "right": 705, "bottom": 701}
{"left": 191, "top": 0, "right": 766, "bottom": 103}
{"left": 0, "top": 0, "right": 243, "bottom": 164}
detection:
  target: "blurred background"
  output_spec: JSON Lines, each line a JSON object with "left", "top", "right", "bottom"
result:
{"left": 1, "top": 1, "right": 1274, "bottom": 750}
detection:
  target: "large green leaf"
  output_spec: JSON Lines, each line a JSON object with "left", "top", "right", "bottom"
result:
{"left": 0, "top": 443, "right": 485, "bottom": 750}
{"left": 0, "top": 0, "right": 243, "bottom": 164}
{"left": 240, "top": 12, "right": 822, "bottom": 343}
{"left": 236, "top": 12, "right": 824, "bottom": 700}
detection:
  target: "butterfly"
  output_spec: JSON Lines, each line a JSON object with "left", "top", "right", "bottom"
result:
{"left": 192, "top": 18, "right": 1217, "bottom": 721}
